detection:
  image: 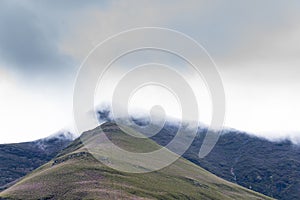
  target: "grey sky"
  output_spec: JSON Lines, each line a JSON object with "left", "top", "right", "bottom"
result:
{"left": 0, "top": 0, "right": 299, "bottom": 143}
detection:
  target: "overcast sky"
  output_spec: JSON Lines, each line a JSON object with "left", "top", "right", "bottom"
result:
{"left": 0, "top": 0, "right": 300, "bottom": 143}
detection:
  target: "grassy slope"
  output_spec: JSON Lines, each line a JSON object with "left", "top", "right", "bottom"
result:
{"left": 0, "top": 123, "right": 273, "bottom": 200}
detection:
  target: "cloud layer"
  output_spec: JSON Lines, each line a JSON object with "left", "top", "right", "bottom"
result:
{"left": 0, "top": 0, "right": 300, "bottom": 143}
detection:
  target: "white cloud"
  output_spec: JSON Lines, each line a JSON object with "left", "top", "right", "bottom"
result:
{"left": 1, "top": 1, "right": 300, "bottom": 143}
{"left": 0, "top": 67, "right": 73, "bottom": 143}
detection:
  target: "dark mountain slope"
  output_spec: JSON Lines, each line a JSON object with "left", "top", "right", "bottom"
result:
{"left": 0, "top": 132, "right": 73, "bottom": 190}
{"left": 187, "top": 131, "right": 300, "bottom": 200}
{"left": 150, "top": 125, "right": 300, "bottom": 200}
{"left": 0, "top": 123, "right": 273, "bottom": 200}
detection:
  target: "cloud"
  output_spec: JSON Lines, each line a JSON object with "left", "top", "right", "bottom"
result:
{"left": 0, "top": 67, "right": 76, "bottom": 143}
{"left": 59, "top": 0, "right": 300, "bottom": 137}
{"left": 0, "top": 1, "right": 71, "bottom": 76}
{"left": 1, "top": 0, "right": 300, "bottom": 143}
{"left": 60, "top": 0, "right": 210, "bottom": 60}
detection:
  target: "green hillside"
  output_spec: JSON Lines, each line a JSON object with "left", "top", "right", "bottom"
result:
{"left": 0, "top": 123, "right": 273, "bottom": 200}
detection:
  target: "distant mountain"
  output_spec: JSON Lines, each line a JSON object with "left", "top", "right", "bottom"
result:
{"left": 0, "top": 131, "right": 73, "bottom": 191}
{"left": 0, "top": 122, "right": 272, "bottom": 200}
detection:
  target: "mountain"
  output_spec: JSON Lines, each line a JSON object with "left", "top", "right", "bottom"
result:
{"left": 0, "top": 122, "right": 272, "bottom": 200}
{"left": 149, "top": 124, "right": 300, "bottom": 200}
{"left": 186, "top": 130, "right": 300, "bottom": 200}
{"left": 0, "top": 131, "right": 73, "bottom": 191}
{"left": 96, "top": 106, "right": 300, "bottom": 200}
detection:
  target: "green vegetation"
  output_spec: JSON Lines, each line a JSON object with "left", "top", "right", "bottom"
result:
{"left": 0, "top": 123, "right": 273, "bottom": 200}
